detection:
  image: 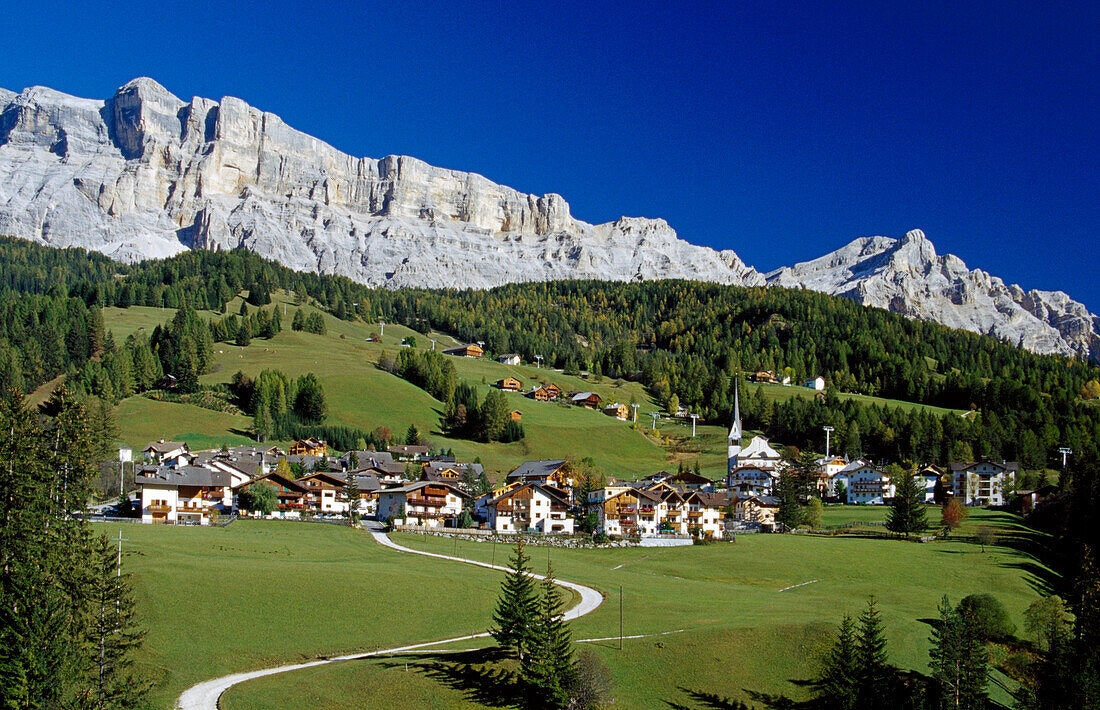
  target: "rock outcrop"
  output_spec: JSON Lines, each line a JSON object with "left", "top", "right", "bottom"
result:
{"left": 767, "top": 229, "right": 1100, "bottom": 362}
{"left": 0, "top": 79, "right": 1096, "bottom": 362}
{"left": 0, "top": 78, "right": 764, "bottom": 288}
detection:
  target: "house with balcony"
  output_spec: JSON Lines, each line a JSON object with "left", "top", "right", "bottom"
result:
{"left": 233, "top": 471, "right": 311, "bottom": 517}
{"left": 388, "top": 444, "right": 431, "bottom": 461}
{"left": 588, "top": 486, "right": 667, "bottom": 537}
{"left": 497, "top": 376, "right": 523, "bottom": 392}
{"left": 726, "top": 464, "right": 778, "bottom": 496}
{"left": 948, "top": 461, "right": 1018, "bottom": 506}
{"left": 918, "top": 464, "right": 950, "bottom": 503}
{"left": 442, "top": 343, "right": 484, "bottom": 358}
{"left": 506, "top": 460, "right": 573, "bottom": 489}
{"left": 376, "top": 481, "right": 470, "bottom": 527}
{"left": 136, "top": 465, "right": 233, "bottom": 524}
{"left": 298, "top": 471, "right": 350, "bottom": 514}
{"left": 486, "top": 483, "right": 573, "bottom": 533}
{"left": 733, "top": 494, "right": 780, "bottom": 525}
{"left": 289, "top": 438, "right": 327, "bottom": 457}
{"left": 834, "top": 462, "right": 894, "bottom": 505}
{"left": 603, "top": 403, "right": 629, "bottom": 420}
{"left": 570, "top": 392, "right": 602, "bottom": 409}
{"left": 683, "top": 491, "right": 729, "bottom": 539}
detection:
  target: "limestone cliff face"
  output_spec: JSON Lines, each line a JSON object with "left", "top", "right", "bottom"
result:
{"left": 766, "top": 229, "right": 1100, "bottom": 362}
{"left": 0, "top": 78, "right": 1096, "bottom": 361}
{"left": 0, "top": 78, "right": 763, "bottom": 288}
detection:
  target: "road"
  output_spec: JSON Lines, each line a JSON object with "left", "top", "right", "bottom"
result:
{"left": 175, "top": 530, "right": 604, "bottom": 709}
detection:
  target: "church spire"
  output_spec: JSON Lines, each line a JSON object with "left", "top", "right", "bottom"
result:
{"left": 728, "top": 381, "right": 742, "bottom": 473}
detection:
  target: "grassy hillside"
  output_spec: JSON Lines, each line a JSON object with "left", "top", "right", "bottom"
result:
{"left": 192, "top": 510, "right": 1046, "bottom": 709}
{"left": 104, "top": 291, "right": 966, "bottom": 480}
{"left": 115, "top": 520, "right": 502, "bottom": 709}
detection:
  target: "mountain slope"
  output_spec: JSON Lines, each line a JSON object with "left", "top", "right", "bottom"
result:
{"left": 0, "top": 78, "right": 762, "bottom": 288}
{"left": 0, "top": 78, "right": 1097, "bottom": 362}
{"left": 766, "top": 229, "right": 1100, "bottom": 362}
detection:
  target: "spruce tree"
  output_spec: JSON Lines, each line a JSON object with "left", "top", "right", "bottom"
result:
{"left": 84, "top": 535, "right": 148, "bottom": 708}
{"left": 523, "top": 566, "right": 576, "bottom": 709}
{"left": 775, "top": 471, "right": 805, "bottom": 529}
{"left": 855, "top": 597, "right": 892, "bottom": 710}
{"left": 491, "top": 540, "right": 538, "bottom": 661}
{"left": 930, "top": 595, "right": 966, "bottom": 709}
{"left": 887, "top": 468, "right": 928, "bottom": 535}
{"left": 814, "top": 613, "right": 858, "bottom": 710}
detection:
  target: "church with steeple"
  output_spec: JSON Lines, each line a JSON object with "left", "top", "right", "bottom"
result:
{"left": 727, "top": 383, "right": 742, "bottom": 475}
{"left": 726, "top": 382, "right": 785, "bottom": 494}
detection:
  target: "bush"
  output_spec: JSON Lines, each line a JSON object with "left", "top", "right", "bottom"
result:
{"left": 957, "top": 593, "right": 1016, "bottom": 641}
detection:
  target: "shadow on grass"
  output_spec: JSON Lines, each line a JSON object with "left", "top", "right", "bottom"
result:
{"left": 664, "top": 686, "right": 759, "bottom": 709}
{"left": 946, "top": 519, "right": 1062, "bottom": 596}
{"left": 377, "top": 648, "right": 526, "bottom": 708}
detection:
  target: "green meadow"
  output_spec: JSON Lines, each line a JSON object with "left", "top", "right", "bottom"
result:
{"left": 115, "top": 510, "right": 1049, "bottom": 709}
{"left": 103, "top": 291, "right": 964, "bottom": 482}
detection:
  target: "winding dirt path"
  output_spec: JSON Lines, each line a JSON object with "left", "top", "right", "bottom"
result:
{"left": 175, "top": 531, "right": 604, "bottom": 709}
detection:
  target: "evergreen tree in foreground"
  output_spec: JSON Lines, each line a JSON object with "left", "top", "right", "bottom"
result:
{"left": 854, "top": 597, "right": 893, "bottom": 710}
{"left": 887, "top": 467, "right": 928, "bottom": 536}
{"left": 814, "top": 613, "right": 858, "bottom": 710}
{"left": 522, "top": 565, "right": 576, "bottom": 709}
{"left": 492, "top": 541, "right": 538, "bottom": 662}
{"left": 929, "top": 595, "right": 988, "bottom": 710}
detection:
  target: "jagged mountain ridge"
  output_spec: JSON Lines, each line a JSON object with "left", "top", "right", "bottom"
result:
{"left": 767, "top": 229, "right": 1100, "bottom": 363}
{"left": 0, "top": 78, "right": 1096, "bottom": 362}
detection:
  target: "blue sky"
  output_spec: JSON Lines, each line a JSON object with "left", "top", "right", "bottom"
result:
{"left": 4, "top": 0, "right": 1098, "bottom": 309}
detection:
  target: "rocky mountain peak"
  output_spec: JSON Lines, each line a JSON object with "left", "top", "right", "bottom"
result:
{"left": 0, "top": 78, "right": 1096, "bottom": 362}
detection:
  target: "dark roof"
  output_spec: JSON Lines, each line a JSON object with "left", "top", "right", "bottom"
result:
{"left": 507, "top": 459, "right": 568, "bottom": 480}
{"left": 491, "top": 483, "right": 570, "bottom": 506}
{"left": 669, "top": 471, "right": 712, "bottom": 485}
{"left": 947, "top": 461, "right": 1021, "bottom": 473}
{"left": 690, "top": 491, "right": 732, "bottom": 508}
{"left": 378, "top": 480, "right": 471, "bottom": 498}
{"left": 388, "top": 444, "right": 431, "bottom": 456}
{"left": 350, "top": 474, "right": 382, "bottom": 493}
{"left": 136, "top": 465, "right": 230, "bottom": 488}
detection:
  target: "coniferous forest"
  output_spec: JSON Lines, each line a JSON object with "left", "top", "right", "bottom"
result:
{"left": 0, "top": 235, "right": 1099, "bottom": 706}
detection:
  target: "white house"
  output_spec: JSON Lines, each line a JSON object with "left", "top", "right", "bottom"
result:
{"left": 376, "top": 481, "right": 469, "bottom": 527}
{"left": 948, "top": 461, "right": 1018, "bottom": 506}
{"left": 840, "top": 463, "right": 894, "bottom": 505}
{"left": 726, "top": 465, "right": 778, "bottom": 496}
{"left": 803, "top": 376, "right": 826, "bottom": 391}
{"left": 136, "top": 465, "right": 232, "bottom": 524}
{"left": 498, "top": 353, "right": 521, "bottom": 366}
{"left": 918, "top": 465, "right": 948, "bottom": 503}
{"left": 486, "top": 483, "right": 573, "bottom": 533}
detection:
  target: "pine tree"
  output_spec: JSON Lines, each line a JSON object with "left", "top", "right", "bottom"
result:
{"left": 491, "top": 540, "right": 538, "bottom": 661}
{"left": 292, "top": 308, "right": 305, "bottom": 331}
{"left": 887, "top": 467, "right": 928, "bottom": 535}
{"left": 930, "top": 595, "right": 966, "bottom": 709}
{"left": 855, "top": 597, "right": 892, "bottom": 710}
{"left": 814, "top": 614, "right": 858, "bottom": 710}
{"left": 523, "top": 566, "right": 575, "bottom": 709}
{"left": 84, "top": 535, "right": 148, "bottom": 709}
{"left": 775, "top": 471, "right": 805, "bottom": 529}
{"left": 343, "top": 474, "right": 360, "bottom": 520}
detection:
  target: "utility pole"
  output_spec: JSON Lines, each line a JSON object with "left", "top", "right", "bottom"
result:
{"left": 823, "top": 426, "right": 834, "bottom": 460}
{"left": 431, "top": 339, "right": 437, "bottom": 351}
{"left": 650, "top": 412, "right": 659, "bottom": 430}
{"left": 115, "top": 529, "right": 129, "bottom": 578}
{"left": 380, "top": 321, "right": 385, "bottom": 337}
{"left": 690, "top": 413, "right": 700, "bottom": 437}
{"left": 630, "top": 403, "right": 640, "bottom": 423}
{"left": 1059, "top": 447, "right": 1072, "bottom": 469}
{"left": 535, "top": 355, "right": 543, "bottom": 369}
{"left": 118, "top": 447, "right": 131, "bottom": 509}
